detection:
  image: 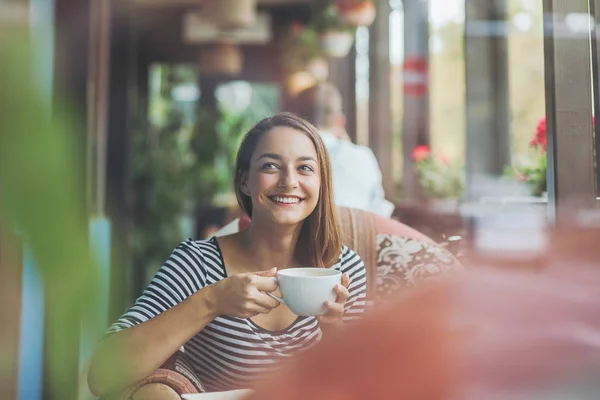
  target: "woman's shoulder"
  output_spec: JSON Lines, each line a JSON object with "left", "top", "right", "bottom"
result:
{"left": 169, "top": 237, "right": 224, "bottom": 269}
{"left": 337, "top": 245, "right": 366, "bottom": 272}
{"left": 182, "top": 236, "right": 219, "bottom": 250}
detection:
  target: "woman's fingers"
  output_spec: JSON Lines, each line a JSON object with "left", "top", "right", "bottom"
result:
{"left": 252, "top": 275, "right": 278, "bottom": 292}
{"left": 254, "top": 291, "right": 281, "bottom": 309}
{"left": 324, "top": 300, "right": 344, "bottom": 316}
{"left": 341, "top": 272, "right": 349, "bottom": 288}
{"left": 247, "top": 303, "right": 275, "bottom": 316}
{"left": 334, "top": 284, "right": 350, "bottom": 304}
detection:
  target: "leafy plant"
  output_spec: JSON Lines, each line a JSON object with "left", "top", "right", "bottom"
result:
{"left": 311, "top": 1, "right": 354, "bottom": 33}
{"left": 132, "top": 65, "right": 250, "bottom": 274}
{"left": 0, "top": 28, "right": 99, "bottom": 400}
{"left": 131, "top": 112, "right": 195, "bottom": 274}
{"left": 504, "top": 117, "right": 547, "bottom": 197}
{"left": 189, "top": 107, "right": 249, "bottom": 202}
{"left": 279, "top": 22, "right": 322, "bottom": 74}
{"left": 412, "top": 145, "right": 464, "bottom": 199}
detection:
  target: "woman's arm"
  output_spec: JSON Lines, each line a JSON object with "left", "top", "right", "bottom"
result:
{"left": 87, "top": 238, "right": 279, "bottom": 397}
{"left": 87, "top": 284, "right": 219, "bottom": 397}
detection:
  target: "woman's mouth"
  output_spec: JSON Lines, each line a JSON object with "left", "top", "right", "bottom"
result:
{"left": 268, "top": 195, "right": 304, "bottom": 205}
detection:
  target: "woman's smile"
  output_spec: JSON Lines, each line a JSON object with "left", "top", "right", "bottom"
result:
{"left": 268, "top": 195, "right": 304, "bottom": 206}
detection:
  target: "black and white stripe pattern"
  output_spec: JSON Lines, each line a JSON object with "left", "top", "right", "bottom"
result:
{"left": 108, "top": 237, "right": 367, "bottom": 392}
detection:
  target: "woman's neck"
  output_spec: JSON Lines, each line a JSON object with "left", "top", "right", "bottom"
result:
{"left": 240, "top": 219, "right": 304, "bottom": 270}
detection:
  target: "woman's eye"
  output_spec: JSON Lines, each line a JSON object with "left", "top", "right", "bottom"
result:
{"left": 261, "top": 163, "right": 277, "bottom": 170}
{"left": 299, "top": 165, "right": 314, "bottom": 172}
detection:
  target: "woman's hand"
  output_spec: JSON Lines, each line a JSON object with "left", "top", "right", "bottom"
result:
{"left": 207, "top": 267, "right": 280, "bottom": 318}
{"left": 317, "top": 273, "right": 350, "bottom": 328}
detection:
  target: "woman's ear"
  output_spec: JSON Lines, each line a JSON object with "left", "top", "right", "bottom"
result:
{"left": 240, "top": 174, "right": 250, "bottom": 196}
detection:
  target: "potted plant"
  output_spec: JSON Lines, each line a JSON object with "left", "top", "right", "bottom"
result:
{"left": 190, "top": 106, "right": 250, "bottom": 238}
{"left": 412, "top": 145, "right": 465, "bottom": 212}
{"left": 133, "top": 65, "right": 204, "bottom": 279}
{"left": 279, "top": 22, "right": 323, "bottom": 75}
{"left": 336, "top": 0, "right": 376, "bottom": 27}
{"left": 198, "top": 41, "right": 243, "bottom": 76}
{"left": 504, "top": 117, "right": 547, "bottom": 197}
{"left": 279, "top": 21, "right": 329, "bottom": 93}
{"left": 311, "top": 3, "right": 355, "bottom": 58}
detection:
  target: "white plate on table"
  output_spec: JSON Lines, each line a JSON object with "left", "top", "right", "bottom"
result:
{"left": 181, "top": 389, "right": 254, "bottom": 400}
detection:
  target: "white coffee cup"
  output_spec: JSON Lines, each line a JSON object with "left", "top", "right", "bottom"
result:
{"left": 267, "top": 267, "right": 342, "bottom": 317}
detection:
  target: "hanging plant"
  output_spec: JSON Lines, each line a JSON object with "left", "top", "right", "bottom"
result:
{"left": 319, "top": 30, "right": 354, "bottom": 58}
{"left": 198, "top": 42, "right": 243, "bottom": 76}
{"left": 279, "top": 21, "right": 322, "bottom": 75}
{"left": 336, "top": 0, "right": 376, "bottom": 27}
{"left": 311, "top": 2, "right": 356, "bottom": 58}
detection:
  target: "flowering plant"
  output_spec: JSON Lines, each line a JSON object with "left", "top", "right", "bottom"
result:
{"left": 311, "top": 1, "right": 355, "bottom": 33}
{"left": 504, "top": 117, "right": 547, "bottom": 197}
{"left": 279, "top": 21, "right": 322, "bottom": 75}
{"left": 411, "top": 145, "right": 464, "bottom": 199}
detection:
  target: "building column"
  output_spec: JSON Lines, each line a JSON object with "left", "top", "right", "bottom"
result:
{"left": 464, "top": 0, "right": 511, "bottom": 200}
{"left": 328, "top": 47, "right": 357, "bottom": 142}
{"left": 369, "top": 0, "right": 394, "bottom": 198}
{"left": 105, "top": 0, "right": 137, "bottom": 317}
{"left": 543, "top": 0, "right": 596, "bottom": 221}
{"left": 401, "top": 0, "right": 430, "bottom": 203}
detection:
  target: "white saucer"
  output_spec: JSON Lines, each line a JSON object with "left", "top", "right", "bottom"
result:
{"left": 181, "top": 389, "right": 254, "bottom": 400}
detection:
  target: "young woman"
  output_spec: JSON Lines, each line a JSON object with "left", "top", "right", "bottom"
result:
{"left": 88, "top": 113, "right": 367, "bottom": 397}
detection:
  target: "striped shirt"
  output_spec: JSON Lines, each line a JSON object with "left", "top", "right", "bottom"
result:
{"left": 108, "top": 237, "right": 367, "bottom": 392}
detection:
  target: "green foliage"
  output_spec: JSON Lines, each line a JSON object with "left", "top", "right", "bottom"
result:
{"left": 279, "top": 24, "right": 322, "bottom": 74}
{"left": 189, "top": 107, "right": 249, "bottom": 202}
{"left": 133, "top": 66, "right": 251, "bottom": 272}
{"left": 414, "top": 154, "right": 464, "bottom": 199}
{"left": 504, "top": 151, "right": 547, "bottom": 197}
{"left": 0, "top": 28, "right": 99, "bottom": 399}
{"left": 311, "top": 1, "right": 353, "bottom": 33}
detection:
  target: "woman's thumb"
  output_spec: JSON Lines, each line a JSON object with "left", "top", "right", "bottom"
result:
{"left": 255, "top": 267, "right": 277, "bottom": 276}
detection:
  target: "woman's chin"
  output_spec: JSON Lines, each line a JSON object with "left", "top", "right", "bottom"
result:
{"left": 267, "top": 209, "right": 311, "bottom": 226}
{"left": 253, "top": 203, "right": 315, "bottom": 226}
{"left": 270, "top": 215, "right": 306, "bottom": 226}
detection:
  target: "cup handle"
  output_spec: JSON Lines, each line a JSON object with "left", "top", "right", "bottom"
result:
{"left": 266, "top": 276, "right": 284, "bottom": 304}
{"left": 267, "top": 292, "right": 285, "bottom": 304}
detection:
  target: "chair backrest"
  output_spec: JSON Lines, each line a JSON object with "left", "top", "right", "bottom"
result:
{"left": 337, "top": 207, "right": 377, "bottom": 298}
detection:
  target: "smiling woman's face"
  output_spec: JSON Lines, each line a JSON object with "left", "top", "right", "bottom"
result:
{"left": 241, "top": 126, "right": 321, "bottom": 226}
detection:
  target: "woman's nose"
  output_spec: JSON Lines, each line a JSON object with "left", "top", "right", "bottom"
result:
{"left": 278, "top": 167, "right": 299, "bottom": 188}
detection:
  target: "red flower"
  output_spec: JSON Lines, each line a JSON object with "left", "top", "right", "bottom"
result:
{"left": 530, "top": 116, "right": 595, "bottom": 153}
{"left": 529, "top": 117, "right": 547, "bottom": 152}
{"left": 412, "top": 145, "right": 430, "bottom": 162}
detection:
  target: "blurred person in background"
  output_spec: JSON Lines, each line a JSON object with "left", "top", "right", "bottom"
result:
{"left": 289, "top": 82, "right": 395, "bottom": 217}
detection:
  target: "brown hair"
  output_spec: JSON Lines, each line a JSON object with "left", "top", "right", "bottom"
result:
{"left": 233, "top": 112, "right": 342, "bottom": 267}
{"left": 288, "top": 82, "right": 343, "bottom": 129}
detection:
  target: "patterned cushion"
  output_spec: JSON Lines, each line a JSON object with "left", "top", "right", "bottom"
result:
{"left": 375, "top": 234, "right": 462, "bottom": 300}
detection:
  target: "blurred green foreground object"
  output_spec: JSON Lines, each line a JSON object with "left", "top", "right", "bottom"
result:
{"left": 0, "top": 28, "right": 99, "bottom": 399}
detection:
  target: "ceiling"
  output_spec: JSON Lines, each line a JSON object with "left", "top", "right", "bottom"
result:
{"left": 134, "top": 0, "right": 310, "bottom": 7}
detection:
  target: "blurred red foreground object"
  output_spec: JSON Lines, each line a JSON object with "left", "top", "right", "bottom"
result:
{"left": 249, "top": 265, "right": 600, "bottom": 400}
